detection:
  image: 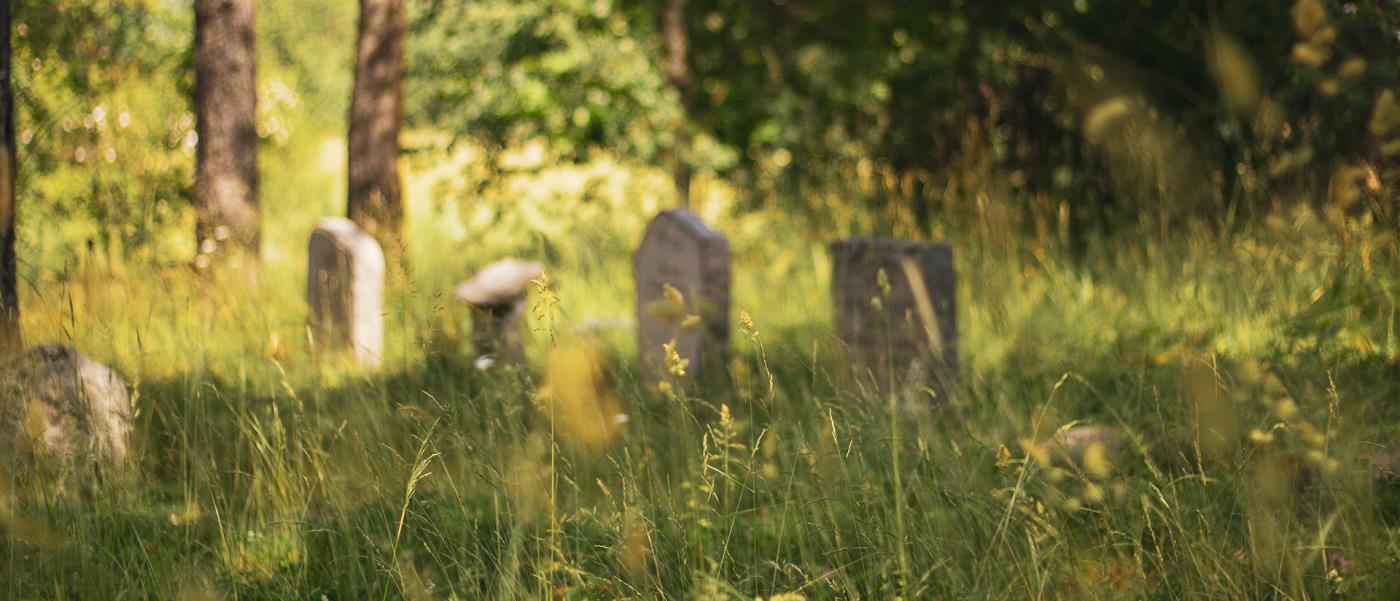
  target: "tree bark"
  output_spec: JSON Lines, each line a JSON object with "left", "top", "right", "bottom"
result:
{"left": 193, "top": 0, "right": 260, "bottom": 266}
{"left": 348, "top": 0, "right": 405, "bottom": 254}
{"left": 661, "top": 0, "right": 692, "bottom": 206}
{"left": 0, "top": 0, "right": 19, "bottom": 354}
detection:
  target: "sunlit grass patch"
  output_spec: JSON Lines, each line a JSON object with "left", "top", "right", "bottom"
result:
{"left": 7, "top": 143, "right": 1400, "bottom": 597}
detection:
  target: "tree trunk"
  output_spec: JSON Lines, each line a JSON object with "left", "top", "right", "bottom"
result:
{"left": 348, "top": 0, "right": 405, "bottom": 255}
{"left": 0, "top": 0, "right": 18, "bottom": 354}
{"left": 194, "top": 0, "right": 260, "bottom": 267}
{"left": 661, "top": 0, "right": 692, "bottom": 206}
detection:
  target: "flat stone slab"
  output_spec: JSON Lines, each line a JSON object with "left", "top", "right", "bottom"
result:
{"left": 453, "top": 258, "right": 543, "bottom": 362}
{"left": 635, "top": 209, "right": 730, "bottom": 381}
{"left": 831, "top": 238, "right": 957, "bottom": 397}
{"left": 307, "top": 217, "right": 385, "bottom": 368}
{"left": 454, "top": 259, "right": 543, "bottom": 306}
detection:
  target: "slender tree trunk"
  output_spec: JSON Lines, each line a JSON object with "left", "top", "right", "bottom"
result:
{"left": 661, "top": 0, "right": 692, "bottom": 206}
{"left": 348, "top": 0, "right": 404, "bottom": 254}
{"left": 194, "top": 0, "right": 259, "bottom": 267}
{"left": 663, "top": 0, "right": 691, "bottom": 92}
{"left": 0, "top": 0, "right": 19, "bottom": 354}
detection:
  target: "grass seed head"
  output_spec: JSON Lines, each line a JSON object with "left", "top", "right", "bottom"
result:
{"left": 663, "top": 339, "right": 689, "bottom": 377}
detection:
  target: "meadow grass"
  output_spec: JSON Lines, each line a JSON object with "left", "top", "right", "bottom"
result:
{"left": 5, "top": 146, "right": 1400, "bottom": 599}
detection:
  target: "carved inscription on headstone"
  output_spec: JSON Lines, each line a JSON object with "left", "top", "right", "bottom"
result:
{"left": 831, "top": 239, "right": 957, "bottom": 398}
{"left": 635, "top": 209, "right": 730, "bottom": 380}
{"left": 307, "top": 217, "right": 385, "bottom": 368}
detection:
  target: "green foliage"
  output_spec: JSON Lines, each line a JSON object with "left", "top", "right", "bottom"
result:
{"left": 257, "top": 0, "right": 356, "bottom": 135}
{"left": 676, "top": 0, "right": 1007, "bottom": 203}
{"left": 14, "top": 0, "right": 193, "bottom": 261}
{"left": 12, "top": 0, "right": 356, "bottom": 267}
{"left": 14, "top": 0, "right": 1400, "bottom": 268}
{"left": 408, "top": 0, "right": 682, "bottom": 163}
{"left": 405, "top": 0, "right": 1400, "bottom": 234}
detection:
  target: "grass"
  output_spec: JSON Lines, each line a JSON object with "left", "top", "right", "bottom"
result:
{"left": 5, "top": 144, "right": 1400, "bottom": 599}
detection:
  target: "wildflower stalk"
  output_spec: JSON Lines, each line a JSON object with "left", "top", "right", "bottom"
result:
{"left": 384, "top": 419, "right": 440, "bottom": 601}
{"left": 891, "top": 388, "right": 910, "bottom": 595}
{"left": 531, "top": 275, "right": 563, "bottom": 590}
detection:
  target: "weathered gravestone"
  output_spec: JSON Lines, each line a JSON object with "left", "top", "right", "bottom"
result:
{"left": 831, "top": 239, "right": 958, "bottom": 399}
{"left": 307, "top": 217, "right": 384, "bottom": 368}
{"left": 1373, "top": 442, "right": 1400, "bottom": 519}
{"left": 454, "top": 258, "right": 543, "bottom": 363}
{"left": 635, "top": 209, "right": 730, "bottom": 381}
{"left": 0, "top": 345, "right": 132, "bottom": 479}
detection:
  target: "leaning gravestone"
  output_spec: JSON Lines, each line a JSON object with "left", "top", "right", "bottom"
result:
{"left": 635, "top": 209, "right": 730, "bottom": 381}
{"left": 307, "top": 217, "right": 385, "bottom": 368}
{"left": 831, "top": 239, "right": 957, "bottom": 399}
{"left": 0, "top": 345, "right": 132, "bottom": 479}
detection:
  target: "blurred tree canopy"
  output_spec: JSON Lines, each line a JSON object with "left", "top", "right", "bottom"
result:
{"left": 410, "top": 0, "right": 1400, "bottom": 234}
{"left": 13, "top": 0, "right": 352, "bottom": 264}
{"left": 408, "top": 0, "right": 686, "bottom": 165}
{"left": 11, "top": 0, "right": 1400, "bottom": 261}
{"left": 15, "top": 0, "right": 192, "bottom": 258}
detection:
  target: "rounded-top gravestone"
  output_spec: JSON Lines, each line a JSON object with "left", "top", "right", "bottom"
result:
{"left": 634, "top": 209, "right": 730, "bottom": 381}
{"left": 307, "top": 217, "right": 385, "bottom": 368}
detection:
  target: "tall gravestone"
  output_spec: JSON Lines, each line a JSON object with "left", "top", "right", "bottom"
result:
{"left": 635, "top": 209, "right": 730, "bottom": 381}
{"left": 831, "top": 239, "right": 957, "bottom": 399}
{"left": 307, "top": 217, "right": 385, "bottom": 368}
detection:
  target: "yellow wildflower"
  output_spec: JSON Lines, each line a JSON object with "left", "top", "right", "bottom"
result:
{"left": 1082, "top": 442, "right": 1113, "bottom": 478}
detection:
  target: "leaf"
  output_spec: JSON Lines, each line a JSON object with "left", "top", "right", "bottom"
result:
{"left": 1291, "top": 0, "right": 1327, "bottom": 38}
{"left": 1208, "top": 32, "right": 1260, "bottom": 113}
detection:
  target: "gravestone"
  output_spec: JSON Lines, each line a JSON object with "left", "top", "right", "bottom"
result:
{"left": 635, "top": 209, "right": 730, "bottom": 381}
{"left": 1045, "top": 425, "right": 1124, "bottom": 469}
{"left": 0, "top": 345, "right": 132, "bottom": 480}
{"left": 1373, "top": 442, "right": 1400, "bottom": 519}
{"left": 831, "top": 239, "right": 957, "bottom": 399}
{"left": 454, "top": 258, "right": 543, "bottom": 363}
{"left": 307, "top": 217, "right": 384, "bottom": 368}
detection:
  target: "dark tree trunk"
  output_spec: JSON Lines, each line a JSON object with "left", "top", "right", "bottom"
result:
{"left": 661, "top": 0, "right": 692, "bottom": 206}
{"left": 662, "top": 0, "right": 691, "bottom": 92}
{"left": 348, "top": 0, "right": 404, "bottom": 254}
{"left": 193, "top": 0, "right": 260, "bottom": 266}
{"left": 0, "top": 0, "right": 19, "bottom": 354}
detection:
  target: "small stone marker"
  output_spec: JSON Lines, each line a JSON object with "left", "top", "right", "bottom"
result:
{"left": 0, "top": 345, "right": 131, "bottom": 479}
{"left": 454, "top": 258, "right": 543, "bottom": 363}
{"left": 1373, "top": 443, "right": 1400, "bottom": 519}
{"left": 1375, "top": 445, "right": 1400, "bottom": 484}
{"left": 831, "top": 238, "right": 957, "bottom": 398}
{"left": 1045, "top": 425, "right": 1124, "bottom": 469}
{"left": 635, "top": 209, "right": 730, "bottom": 381}
{"left": 307, "top": 217, "right": 384, "bottom": 368}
